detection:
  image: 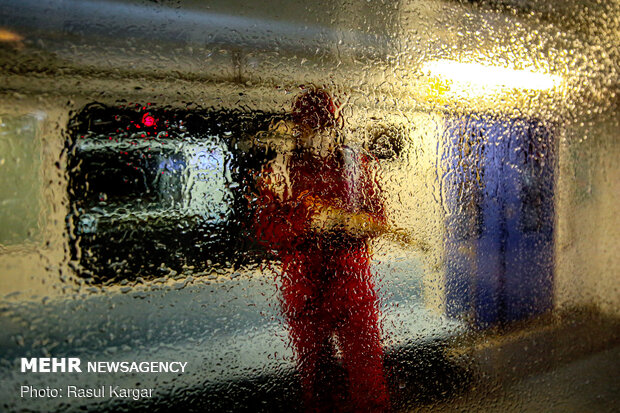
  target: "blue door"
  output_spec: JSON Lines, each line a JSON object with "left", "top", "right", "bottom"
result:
{"left": 444, "top": 115, "right": 555, "bottom": 327}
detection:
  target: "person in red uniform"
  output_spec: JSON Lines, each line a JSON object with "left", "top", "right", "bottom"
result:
{"left": 254, "top": 88, "right": 390, "bottom": 412}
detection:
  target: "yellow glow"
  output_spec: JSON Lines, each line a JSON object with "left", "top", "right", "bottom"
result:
{"left": 0, "top": 28, "right": 23, "bottom": 43}
{"left": 423, "top": 60, "right": 562, "bottom": 91}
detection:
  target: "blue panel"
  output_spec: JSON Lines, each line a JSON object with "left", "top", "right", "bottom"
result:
{"left": 444, "top": 115, "right": 555, "bottom": 327}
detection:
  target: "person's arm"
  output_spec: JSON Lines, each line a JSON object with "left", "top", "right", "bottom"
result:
{"left": 303, "top": 196, "right": 386, "bottom": 237}
{"left": 253, "top": 163, "right": 310, "bottom": 250}
{"left": 304, "top": 151, "right": 430, "bottom": 251}
{"left": 305, "top": 198, "right": 429, "bottom": 251}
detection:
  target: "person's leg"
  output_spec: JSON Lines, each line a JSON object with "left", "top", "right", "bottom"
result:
{"left": 334, "top": 249, "right": 390, "bottom": 412}
{"left": 287, "top": 313, "right": 338, "bottom": 412}
{"left": 281, "top": 251, "right": 337, "bottom": 412}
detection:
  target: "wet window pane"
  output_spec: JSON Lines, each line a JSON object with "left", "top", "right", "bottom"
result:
{"left": 0, "top": 114, "right": 43, "bottom": 245}
{"left": 0, "top": 1, "right": 618, "bottom": 412}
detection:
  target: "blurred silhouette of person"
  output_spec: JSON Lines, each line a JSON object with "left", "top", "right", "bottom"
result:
{"left": 254, "top": 87, "right": 390, "bottom": 412}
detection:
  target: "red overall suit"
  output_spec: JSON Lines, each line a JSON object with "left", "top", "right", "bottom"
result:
{"left": 254, "top": 125, "right": 390, "bottom": 411}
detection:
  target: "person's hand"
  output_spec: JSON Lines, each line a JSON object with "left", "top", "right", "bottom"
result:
{"left": 301, "top": 194, "right": 386, "bottom": 237}
{"left": 384, "top": 228, "right": 431, "bottom": 252}
{"left": 309, "top": 204, "right": 343, "bottom": 233}
{"left": 311, "top": 207, "right": 386, "bottom": 237}
{"left": 344, "top": 212, "right": 386, "bottom": 238}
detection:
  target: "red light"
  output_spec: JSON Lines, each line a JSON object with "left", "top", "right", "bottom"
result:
{"left": 142, "top": 113, "right": 156, "bottom": 127}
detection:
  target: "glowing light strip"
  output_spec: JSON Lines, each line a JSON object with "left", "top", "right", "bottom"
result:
{"left": 423, "top": 60, "right": 562, "bottom": 91}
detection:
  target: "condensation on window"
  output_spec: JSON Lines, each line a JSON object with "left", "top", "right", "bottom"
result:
{"left": 0, "top": 1, "right": 618, "bottom": 412}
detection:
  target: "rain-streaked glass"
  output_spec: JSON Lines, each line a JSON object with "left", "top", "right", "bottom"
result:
{"left": 0, "top": 0, "right": 618, "bottom": 412}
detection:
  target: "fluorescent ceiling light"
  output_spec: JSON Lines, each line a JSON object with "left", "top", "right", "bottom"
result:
{"left": 423, "top": 59, "right": 562, "bottom": 91}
